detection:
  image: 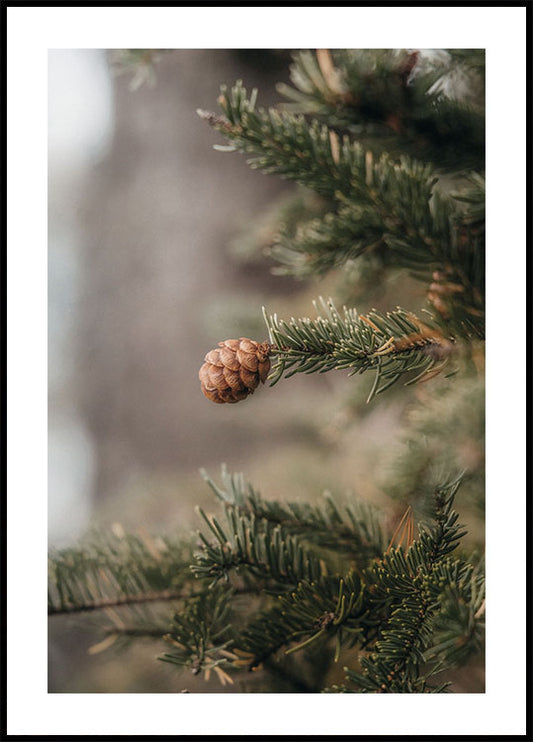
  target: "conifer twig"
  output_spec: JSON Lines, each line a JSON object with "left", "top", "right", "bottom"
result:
{"left": 263, "top": 298, "right": 455, "bottom": 401}
{"left": 48, "top": 588, "right": 188, "bottom": 616}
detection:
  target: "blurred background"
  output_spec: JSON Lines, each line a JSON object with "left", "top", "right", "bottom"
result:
{"left": 48, "top": 49, "right": 484, "bottom": 693}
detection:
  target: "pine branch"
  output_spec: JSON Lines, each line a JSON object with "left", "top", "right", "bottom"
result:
{"left": 191, "top": 468, "right": 483, "bottom": 687}
{"left": 264, "top": 297, "right": 456, "bottom": 401}
{"left": 159, "top": 585, "right": 237, "bottom": 686}
{"left": 270, "top": 199, "right": 384, "bottom": 278}
{"left": 277, "top": 49, "right": 485, "bottom": 169}
{"left": 234, "top": 573, "right": 373, "bottom": 670}
{"left": 346, "top": 477, "right": 472, "bottom": 692}
{"left": 201, "top": 465, "right": 387, "bottom": 561}
{"left": 48, "top": 588, "right": 189, "bottom": 616}
{"left": 423, "top": 557, "right": 485, "bottom": 668}
{"left": 270, "top": 171, "right": 484, "bottom": 302}
{"left": 191, "top": 504, "right": 328, "bottom": 587}
{"left": 198, "top": 85, "right": 359, "bottom": 200}
{"left": 48, "top": 530, "right": 194, "bottom": 617}
{"left": 200, "top": 80, "right": 484, "bottom": 339}
{"left": 199, "top": 80, "right": 445, "bottom": 203}
{"left": 189, "top": 469, "right": 385, "bottom": 672}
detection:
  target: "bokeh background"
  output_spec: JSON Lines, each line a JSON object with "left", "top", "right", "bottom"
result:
{"left": 48, "top": 49, "right": 484, "bottom": 693}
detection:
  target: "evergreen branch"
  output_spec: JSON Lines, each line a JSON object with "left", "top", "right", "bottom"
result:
{"left": 198, "top": 83, "right": 361, "bottom": 200}
{"left": 191, "top": 505, "right": 328, "bottom": 587}
{"left": 48, "top": 588, "right": 188, "bottom": 616}
{"left": 263, "top": 297, "right": 456, "bottom": 401}
{"left": 160, "top": 585, "right": 237, "bottom": 686}
{"left": 199, "top": 80, "right": 442, "bottom": 204}
{"left": 270, "top": 200, "right": 384, "bottom": 278}
{"left": 201, "top": 465, "right": 387, "bottom": 561}
{"left": 424, "top": 558, "right": 485, "bottom": 668}
{"left": 347, "top": 477, "right": 469, "bottom": 692}
{"left": 234, "top": 574, "right": 373, "bottom": 669}
{"left": 48, "top": 530, "right": 194, "bottom": 616}
{"left": 278, "top": 50, "right": 484, "bottom": 170}
{"left": 200, "top": 81, "right": 484, "bottom": 338}
{"left": 270, "top": 171, "right": 484, "bottom": 315}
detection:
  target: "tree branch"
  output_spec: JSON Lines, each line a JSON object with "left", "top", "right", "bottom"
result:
{"left": 48, "top": 589, "right": 188, "bottom": 616}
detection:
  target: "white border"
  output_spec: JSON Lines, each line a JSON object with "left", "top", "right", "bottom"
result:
{"left": 6, "top": 4, "right": 527, "bottom": 737}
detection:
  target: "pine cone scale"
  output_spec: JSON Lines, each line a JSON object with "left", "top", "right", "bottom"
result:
{"left": 223, "top": 366, "right": 244, "bottom": 390}
{"left": 219, "top": 346, "right": 241, "bottom": 371}
{"left": 224, "top": 338, "right": 241, "bottom": 351}
{"left": 199, "top": 338, "right": 272, "bottom": 404}
{"left": 205, "top": 349, "right": 223, "bottom": 367}
{"left": 202, "top": 386, "right": 223, "bottom": 404}
{"left": 240, "top": 367, "right": 259, "bottom": 390}
{"left": 236, "top": 349, "right": 259, "bottom": 372}
{"left": 208, "top": 365, "right": 226, "bottom": 387}
{"left": 238, "top": 338, "right": 258, "bottom": 354}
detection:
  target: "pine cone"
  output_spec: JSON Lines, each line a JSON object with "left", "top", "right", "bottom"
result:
{"left": 199, "top": 338, "right": 271, "bottom": 404}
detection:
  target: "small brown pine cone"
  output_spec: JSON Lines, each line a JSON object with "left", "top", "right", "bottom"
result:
{"left": 199, "top": 338, "right": 271, "bottom": 404}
